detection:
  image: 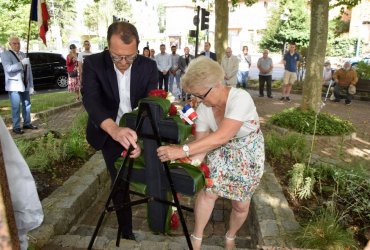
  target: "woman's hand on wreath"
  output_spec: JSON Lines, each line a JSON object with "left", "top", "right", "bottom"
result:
{"left": 157, "top": 145, "right": 183, "bottom": 162}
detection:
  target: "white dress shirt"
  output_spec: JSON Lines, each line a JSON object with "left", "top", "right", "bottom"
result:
{"left": 114, "top": 64, "right": 132, "bottom": 124}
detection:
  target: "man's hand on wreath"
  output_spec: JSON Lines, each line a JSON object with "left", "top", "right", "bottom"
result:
{"left": 157, "top": 145, "right": 183, "bottom": 162}
{"left": 111, "top": 126, "right": 138, "bottom": 151}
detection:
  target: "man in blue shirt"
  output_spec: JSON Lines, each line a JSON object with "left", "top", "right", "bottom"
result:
{"left": 281, "top": 42, "right": 300, "bottom": 102}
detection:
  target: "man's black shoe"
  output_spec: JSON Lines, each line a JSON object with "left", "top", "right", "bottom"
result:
{"left": 23, "top": 124, "right": 38, "bottom": 130}
{"left": 286, "top": 97, "right": 291, "bottom": 102}
{"left": 122, "top": 233, "right": 136, "bottom": 241}
{"left": 13, "top": 128, "right": 24, "bottom": 134}
{"left": 268, "top": 96, "right": 273, "bottom": 98}
{"left": 333, "top": 99, "right": 340, "bottom": 102}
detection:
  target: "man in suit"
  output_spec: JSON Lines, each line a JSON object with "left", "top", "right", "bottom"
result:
{"left": 200, "top": 42, "right": 217, "bottom": 61}
{"left": 1, "top": 36, "right": 38, "bottom": 134}
{"left": 82, "top": 21, "right": 158, "bottom": 240}
{"left": 178, "top": 46, "right": 194, "bottom": 101}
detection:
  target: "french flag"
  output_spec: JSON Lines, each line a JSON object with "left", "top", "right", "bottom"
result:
{"left": 178, "top": 104, "right": 198, "bottom": 125}
{"left": 31, "top": 0, "right": 49, "bottom": 45}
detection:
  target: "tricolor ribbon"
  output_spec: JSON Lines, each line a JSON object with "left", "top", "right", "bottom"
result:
{"left": 178, "top": 104, "right": 197, "bottom": 125}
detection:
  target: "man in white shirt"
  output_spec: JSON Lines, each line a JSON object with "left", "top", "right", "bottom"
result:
{"left": 221, "top": 47, "right": 239, "bottom": 87}
{"left": 237, "top": 46, "right": 251, "bottom": 89}
{"left": 82, "top": 22, "right": 158, "bottom": 240}
{"left": 77, "top": 40, "right": 93, "bottom": 81}
{"left": 155, "top": 44, "right": 171, "bottom": 92}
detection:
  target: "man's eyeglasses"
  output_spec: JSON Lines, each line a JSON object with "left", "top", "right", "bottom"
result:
{"left": 110, "top": 53, "right": 137, "bottom": 64}
{"left": 192, "top": 87, "right": 213, "bottom": 100}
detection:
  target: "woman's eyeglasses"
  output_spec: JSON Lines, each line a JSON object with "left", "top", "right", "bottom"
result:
{"left": 110, "top": 53, "right": 137, "bottom": 64}
{"left": 192, "top": 87, "right": 213, "bottom": 100}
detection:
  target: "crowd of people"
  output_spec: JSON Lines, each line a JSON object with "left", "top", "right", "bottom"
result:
{"left": 0, "top": 20, "right": 360, "bottom": 250}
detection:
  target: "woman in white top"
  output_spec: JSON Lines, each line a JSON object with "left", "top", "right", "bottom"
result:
{"left": 157, "top": 56, "right": 265, "bottom": 250}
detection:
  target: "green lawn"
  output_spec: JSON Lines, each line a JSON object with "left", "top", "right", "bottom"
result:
{"left": 0, "top": 91, "right": 77, "bottom": 116}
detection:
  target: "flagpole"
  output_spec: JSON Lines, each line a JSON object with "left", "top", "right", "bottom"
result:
{"left": 26, "top": 0, "right": 35, "bottom": 55}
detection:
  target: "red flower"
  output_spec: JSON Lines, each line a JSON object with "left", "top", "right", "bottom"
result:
{"left": 170, "top": 212, "right": 179, "bottom": 230}
{"left": 205, "top": 178, "right": 213, "bottom": 187}
{"left": 121, "top": 150, "right": 127, "bottom": 157}
{"left": 169, "top": 104, "right": 177, "bottom": 116}
{"left": 148, "top": 89, "right": 167, "bottom": 99}
{"left": 199, "top": 162, "right": 210, "bottom": 178}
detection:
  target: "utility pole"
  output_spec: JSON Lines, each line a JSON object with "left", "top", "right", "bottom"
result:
{"left": 195, "top": 6, "right": 200, "bottom": 56}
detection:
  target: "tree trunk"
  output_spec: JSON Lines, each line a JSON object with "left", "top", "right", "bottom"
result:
{"left": 215, "top": 0, "right": 229, "bottom": 63}
{"left": 301, "top": 0, "right": 329, "bottom": 112}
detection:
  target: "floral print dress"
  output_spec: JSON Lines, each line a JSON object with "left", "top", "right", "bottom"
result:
{"left": 195, "top": 88, "right": 265, "bottom": 201}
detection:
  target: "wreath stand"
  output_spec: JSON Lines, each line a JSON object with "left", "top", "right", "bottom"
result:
{"left": 88, "top": 100, "right": 199, "bottom": 250}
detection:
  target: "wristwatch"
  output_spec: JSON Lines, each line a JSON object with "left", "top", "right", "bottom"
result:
{"left": 182, "top": 144, "right": 190, "bottom": 157}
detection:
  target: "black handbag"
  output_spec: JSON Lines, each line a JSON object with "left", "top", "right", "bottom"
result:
{"left": 68, "top": 55, "right": 78, "bottom": 78}
{"left": 68, "top": 69, "right": 78, "bottom": 78}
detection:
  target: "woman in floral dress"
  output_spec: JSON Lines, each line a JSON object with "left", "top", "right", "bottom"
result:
{"left": 66, "top": 44, "right": 80, "bottom": 101}
{"left": 157, "top": 56, "right": 264, "bottom": 250}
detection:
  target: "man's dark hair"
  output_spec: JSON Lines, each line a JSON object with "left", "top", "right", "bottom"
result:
{"left": 171, "top": 45, "right": 177, "bottom": 49}
{"left": 242, "top": 46, "right": 248, "bottom": 50}
{"left": 160, "top": 44, "right": 165, "bottom": 47}
{"left": 107, "top": 21, "right": 140, "bottom": 47}
{"left": 289, "top": 42, "right": 296, "bottom": 46}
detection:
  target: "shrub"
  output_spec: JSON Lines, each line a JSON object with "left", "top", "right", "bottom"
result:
{"left": 355, "top": 61, "right": 370, "bottom": 80}
{"left": 265, "top": 131, "right": 309, "bottom": 163}
{"left": 296, "top": 206, "right": 358, "bottom": 249}
{"left": 63, "top": 112, "right": 90, "bottom": 160}
{"left": 269, "top": 108, "right": 355, "bottom": 135}
{"left": 288, "top": 163, "right": 315, "bottom": 199}
{"left": 16, "top": 132, "right": 66, "bottom": 172}
{"left": 15, "top": 112, "right": 91, "bottom": 173}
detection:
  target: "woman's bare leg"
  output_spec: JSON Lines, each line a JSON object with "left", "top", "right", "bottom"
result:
{"left": 192, "top": 190, "right": 218, "bottom": 250}
{"left": 225, "top": 200, "right": 251, "bottom": 249}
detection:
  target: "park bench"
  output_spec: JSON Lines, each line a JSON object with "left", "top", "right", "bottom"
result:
{"left": 356, "top": 79, "right": 370, "bottom": 93}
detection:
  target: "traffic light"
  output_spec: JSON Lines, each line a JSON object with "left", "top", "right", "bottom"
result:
{"left": 200, "top": 8, "right": 210, "bottom": 30}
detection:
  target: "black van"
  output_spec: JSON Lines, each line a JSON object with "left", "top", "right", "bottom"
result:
{"left": 0, "top": 52, "right": 68, "bottom": 93}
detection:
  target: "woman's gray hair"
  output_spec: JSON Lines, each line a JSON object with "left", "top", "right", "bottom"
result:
{"left": 181, "top": 56, "right": 224, "bottom": 92}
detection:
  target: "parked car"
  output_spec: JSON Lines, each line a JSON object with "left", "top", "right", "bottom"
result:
{"left": 349, "top": 53, "right": 370, "bottom": 68}
{"left": 0, "top": 52, "right": 68, "bottom": 93}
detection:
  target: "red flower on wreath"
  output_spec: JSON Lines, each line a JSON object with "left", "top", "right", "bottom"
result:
{"left": 170, "top": 211, "right": 180, "bottom": 230}
{"left": 169, "top": 104, "right": 178, "bottom": 116}
{"left": 148, "top": 89, "right": 167, "bottom": 99}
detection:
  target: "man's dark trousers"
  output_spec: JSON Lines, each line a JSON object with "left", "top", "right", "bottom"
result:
{"left": 259, "top": 75, "right": 272, "bottom": 97}
{"left": 158, "top": 71, "right": 169, "bottom": 92}
{"left": 101, "top": 137, "right": 133, "bottom": 237}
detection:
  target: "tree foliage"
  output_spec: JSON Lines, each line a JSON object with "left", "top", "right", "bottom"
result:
{"left": 83, "top": 0, "right": 132, "bottom": 35}
{"left": 0, "top": 0, "right": 37, "bottom": 46}
{"left": 0, "top": 0, "right": 76, "bottom": 48}
{"left": 259, "top": 0, "right": 310, "bottom": 53}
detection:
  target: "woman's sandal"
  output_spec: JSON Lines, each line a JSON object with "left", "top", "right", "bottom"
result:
{"left": 190, "top": 234, "right": 202, "bottom": 250}
{"left": 225, "top": 232, "right": 236, "bottom": 250}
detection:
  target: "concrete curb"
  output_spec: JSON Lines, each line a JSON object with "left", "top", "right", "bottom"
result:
{"left": 29, "top": 152, "right": 109, "bottom": 248}
{"left": 2, "top": 101, "right": 82, "bottom": 125}
{"left": 265, "top": 123, "right": 356, "bottom": 143}
{"left": 252, "top": 163, "right": 300, "bottom": 247}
